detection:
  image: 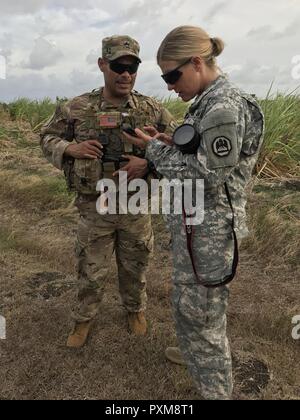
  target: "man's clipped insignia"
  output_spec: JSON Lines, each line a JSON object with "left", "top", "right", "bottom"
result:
{"left": 124, "top": 41, "right": 130, "bottom": 49}
{"left": 212, "top": 137, "right": 232, "bottom": 157}
{"left": 170, "top": 121, "right": 178, "bottom": 130}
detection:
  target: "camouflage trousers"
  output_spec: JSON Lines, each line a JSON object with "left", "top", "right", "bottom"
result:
{"left": 72, "top": 195, "right": 154, "bottom": 323}
{"left": 170, "top": 216, "right": 234, "bottom": 400}
{"left": 172, "top": 284, "right": 232, "bottom": 400}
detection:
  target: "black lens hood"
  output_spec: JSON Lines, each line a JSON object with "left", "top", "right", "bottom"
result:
{"left": 173, "top": 124, "right": 200, "bottom": 154}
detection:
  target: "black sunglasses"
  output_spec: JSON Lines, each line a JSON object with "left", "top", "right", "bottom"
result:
{"left": 109, "top": 60, "right": 140, "bottom": 75}
{"left": 161, "top": 58, "right": 192, "bottom": 85}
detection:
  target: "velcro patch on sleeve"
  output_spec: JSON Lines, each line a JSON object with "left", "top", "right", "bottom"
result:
{"left": 200, "top": 109, "right": 239, "bottom": 169}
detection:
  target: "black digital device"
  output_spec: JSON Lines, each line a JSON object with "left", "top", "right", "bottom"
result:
{"left": 122, "top": 124, "right": 138, "bottom": 137}
{"left": 123, "top": 127, "right": 137, "bottom": 137}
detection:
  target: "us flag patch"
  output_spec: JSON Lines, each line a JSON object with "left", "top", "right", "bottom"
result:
{"left": 99, "top": 115, "right": 119, "bottom": 128}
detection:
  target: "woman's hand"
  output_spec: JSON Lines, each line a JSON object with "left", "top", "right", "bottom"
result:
{"left": 144, "top": 126, "right": 173, "bottom": 146}
{"left": 122, "top": 128, "right": 152, "bottom": 149}
{"left": 122, "top": 126, "right": 173, "bottom": 150}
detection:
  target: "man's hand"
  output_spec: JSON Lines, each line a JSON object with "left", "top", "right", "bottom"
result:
{"left": 64, "top": 140, "right": 103, "bottom": 159}
{"left": 113, "top": 155, "right": 148, "bottom": 182}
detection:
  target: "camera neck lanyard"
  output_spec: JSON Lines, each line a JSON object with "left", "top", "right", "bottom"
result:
{"left": 183, "top": 182, "right": 239, "bottom": 288}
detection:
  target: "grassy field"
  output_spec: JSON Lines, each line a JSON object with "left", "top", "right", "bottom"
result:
{"left": 0, "top": 96, "right": 299, "bottom": 400}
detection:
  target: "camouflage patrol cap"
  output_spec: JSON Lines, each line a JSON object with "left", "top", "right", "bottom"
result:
{"left": 102, "top": 35, "right": 141, "bottom": 63}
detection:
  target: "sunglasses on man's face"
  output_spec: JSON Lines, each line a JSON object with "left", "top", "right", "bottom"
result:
{"left": 109, "top": 60, "right": 140, "bottom": 75}
{"left": 161, "top": 58, "right": 192, "bottom": 85}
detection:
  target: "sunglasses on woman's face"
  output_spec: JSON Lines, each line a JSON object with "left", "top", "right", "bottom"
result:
{"left": 161, "top": 58, "right": 192, "bottom": 85}
{"left": 109, "top": 60, "right": 140, "bottom": 75}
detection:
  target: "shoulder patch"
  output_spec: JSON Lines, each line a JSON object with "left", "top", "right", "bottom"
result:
{"left": 212, "top": 136, "right": 232, "bottom": 157}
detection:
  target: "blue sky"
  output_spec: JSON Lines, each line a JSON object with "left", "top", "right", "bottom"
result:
{"left": 0, "top": 0, "right": 300, "bottom": 102}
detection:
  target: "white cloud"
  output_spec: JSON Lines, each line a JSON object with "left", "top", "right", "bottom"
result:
{"left": 86, "top": 48, "right": 102, "bottom": 66}
{"left": 0, "top": 0, "right": 48, "bottom": 15}
{"left": 0, "top": 33, "right": 14, "bottom": 59}
{"left": 247, "top": 19, "right": 300, "bottom": 40}
{"left": 204, "top": 1, "right": 228, "bottom": 22}
{"left": 223, "top": 64, "right": 243, "bottom": 75}
{"left": 0, "top": 0, "right": 300, "bottom": 101}
{"left": 22, "top": 37, "right": 63, "bottom": 70}
{"left": 0, "top": 55, "right": 6, "bottom": 80}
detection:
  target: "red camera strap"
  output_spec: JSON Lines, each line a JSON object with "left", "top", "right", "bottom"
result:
{"left": 183, "top": 182, "right": 239, "bottom": 288}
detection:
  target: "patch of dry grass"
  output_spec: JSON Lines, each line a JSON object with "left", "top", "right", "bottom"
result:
{"left": 0, "top": 115, "right": 299, "bottom": 400}
{"left": 0, "top": 125, "right": 74, "bottom": 213}
{"left": 243, "top": 180, "right": 300, "bottom": 266}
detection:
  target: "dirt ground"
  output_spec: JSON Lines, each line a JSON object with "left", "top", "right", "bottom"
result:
{"left": 0, "top": 117, "right": 299, "bottom": 400}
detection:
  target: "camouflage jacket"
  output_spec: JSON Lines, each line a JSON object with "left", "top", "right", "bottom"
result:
{"left": 40, "top": 88, "right": 177, "bottom": 194}
{"left": 146, "top": 74, "right": 265, "bottom": 238}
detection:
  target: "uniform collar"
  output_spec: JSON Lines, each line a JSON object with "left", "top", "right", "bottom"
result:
{"left": 189, "top": 74, "right": 227, "bottom": 112}
{"left": 98, "top": 87, "right": 137, "bottom": 110}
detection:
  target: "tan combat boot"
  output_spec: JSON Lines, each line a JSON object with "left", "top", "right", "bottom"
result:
{"left": 165, "top": 347, "right": 186, "bottom": 365}
{"left": 66, "top": 321, "right": 93, "bottom": 348}
{"left": 128, "top": 312, "right": 147, "bottom": 336}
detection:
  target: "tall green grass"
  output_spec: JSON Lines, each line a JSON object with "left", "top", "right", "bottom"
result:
{"left": 161, "top": 97, "right": 189, "bottom": 122}
{"left": 259, "top": 89, "right": 300, "bottom": 177}
{"left": 1, "top": 90, "right": 299, "bottom": 178}
{"left": 2, "top": 97, "right": 67, "bottom": 132}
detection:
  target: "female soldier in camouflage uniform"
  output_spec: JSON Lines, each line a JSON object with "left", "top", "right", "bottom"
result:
{"left": 123, "top": 26, "right": 264, "bottom": 400}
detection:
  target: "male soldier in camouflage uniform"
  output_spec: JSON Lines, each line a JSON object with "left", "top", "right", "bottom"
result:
{"left": 40, "top": 35, "right": 176, "bottom": 348}
{"left": 123, "top": 73, "right": 264, "bottom": 399}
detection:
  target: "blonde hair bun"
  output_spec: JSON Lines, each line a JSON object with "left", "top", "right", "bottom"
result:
{"left": 211, "top": 37, "right": 225, "bottom": 57}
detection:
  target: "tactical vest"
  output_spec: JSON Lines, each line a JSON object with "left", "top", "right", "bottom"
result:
{"left": 64, "top": 89, "right": 162, "bottom": 195}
